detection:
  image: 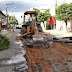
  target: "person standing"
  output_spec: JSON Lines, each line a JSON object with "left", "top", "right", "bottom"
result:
{"left": 29, "top": 14, "right": 32, "bottom": 22}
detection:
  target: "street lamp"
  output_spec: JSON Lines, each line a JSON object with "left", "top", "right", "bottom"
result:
{"left": 9, "top": 7, "right": 16, "bottom": 21}
{"left": 6, "top": 3, "right": 14, "bottom": 5}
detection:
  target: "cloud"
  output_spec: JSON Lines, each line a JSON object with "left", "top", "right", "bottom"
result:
{"left": 0, "top": 0, "right": 56, "bottom": 24}
{"left": 0, "top": 0, "right": 55, "bottom": 11}
{"left": 1, "top": 0, "right": 72, "bottom": 24}
{"left": 0, "top": 1, "right": 34, "bottom": 12}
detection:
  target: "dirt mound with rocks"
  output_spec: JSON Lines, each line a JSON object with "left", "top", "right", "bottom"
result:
{"left": 23, "top": 42, "right": 72, "bottom": 72}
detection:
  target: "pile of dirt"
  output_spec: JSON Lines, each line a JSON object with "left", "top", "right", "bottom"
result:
{"left": 23, "top": 42, "right": 72, "bottom": 72}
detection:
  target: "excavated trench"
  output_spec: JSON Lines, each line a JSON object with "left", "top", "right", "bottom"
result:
{"left": 22, "top": 37, "right": 72, "bottom": 72}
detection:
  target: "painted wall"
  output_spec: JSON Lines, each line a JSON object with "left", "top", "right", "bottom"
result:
{"left": 67, "top": 20, "right": 72, "bottom": 32}
{"left": 56, "top": 20, "right": 66, "bottom": 31}
{"left": 56, "top": 20, "right": 72, "bottom": 32}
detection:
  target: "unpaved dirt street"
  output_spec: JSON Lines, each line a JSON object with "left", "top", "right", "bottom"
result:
{"left": 0, "top": 29, "right": 72, "bottom": 72}
{"left": 23, "top": 42, "right": 72, "bottom": 72}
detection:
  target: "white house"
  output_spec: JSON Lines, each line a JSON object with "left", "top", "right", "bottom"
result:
{"left": 49, "top": 0, "right": 72, "bottom": 32}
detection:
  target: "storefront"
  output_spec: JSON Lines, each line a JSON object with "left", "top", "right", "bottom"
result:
{"left": 0, "top": 11, "right": 6, "bottom": 29}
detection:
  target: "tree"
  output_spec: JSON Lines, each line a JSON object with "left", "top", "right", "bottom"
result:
{"left": 9, "top": 16, "right": 11, "bottom": 20}
{"left": 44, "top": 9, "right": 51, "bottom": 21}
{"left": 10, "top": 20, "right": 18, "bottom": 25}
{"left": 37, "top": 10, "right": 51, "bottom": 23}
{"left": 68, "top": 3, "right": 72, "bottom": 20}
{"left": 33, "top": 8, "right": 51, "bottom": 23}
{"left": 9, "top": 16, "right": 18, "bottom": 25}
{"left": 55, "top": 3, "right": 72, "bottom": 25}
{"left": 33, "top": 8, "right": 40, "bottom": 15}
{"left": 37, "top": 12, "right": 45, "bottom": 23}
{"left": 9, "top": 16, "right": 16, "bottom": 20}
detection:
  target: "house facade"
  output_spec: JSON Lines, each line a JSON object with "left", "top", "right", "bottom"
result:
{"left": 0, "top": 11, "right": 6, "bottom": 29}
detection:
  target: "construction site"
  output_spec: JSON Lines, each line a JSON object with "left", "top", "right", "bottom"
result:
{"left": 0, "top": 0, "right": 72, "bottom": 71}
{"left": 23, "top": 40, "right": 72, "bottom": 72}
{"left": 15, "top": 11, "right": 72, "bottom": 72}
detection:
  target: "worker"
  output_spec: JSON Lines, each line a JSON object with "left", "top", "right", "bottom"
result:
{"left": 27, "top": 14, "right": 33, "bottom": 26}
{"left": 29, "top": 14, "right": 32, "bottom": 22}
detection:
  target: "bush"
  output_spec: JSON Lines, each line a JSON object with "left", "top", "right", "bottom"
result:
{"left": 0, "top": 34, "right": 10, "bottom": 50}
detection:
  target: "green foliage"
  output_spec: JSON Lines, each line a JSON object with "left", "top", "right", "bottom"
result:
{"left": 10, "top": 20, "right": 18, "bottom": 24}
{"left": 45, "top": 9, "right": 50, "bottom": 13}
{"left": 44, "top": 9, "right": 51, "bottom": 21}
{"left": 9, "top": 16, "right": 16, "bottom": 20}
{"left": 33, "top": 8, "right": 40, "bottom": 15}
{"left": 55, "top": 3, "right": 72, "bottom": 21}
{"left": 68, "top": 3, "right": 72, "bottom": 20}
{"left": 9, "top": 16, "right": 18, "bottom": 24}
{"left": 33, "top": 8, "right": 51, "bottom": 23}
{"left": 9, "top": 16, "right": 11, "bottom": 20}
{"left": 37, "top": 12, "right": 45, "bottom": 22}
{"left": 0, "top": 35, "right": 10, "bottom": 50}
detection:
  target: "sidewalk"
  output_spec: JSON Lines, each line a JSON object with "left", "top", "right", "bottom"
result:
{"left": 0, "top": 29, "right": 27, "bottom": 72}
{"left": 44, "top": 29, "right": 72, "bottom": 38}
{"left": 0, "top": 29, "right": 18, "bottom": 59}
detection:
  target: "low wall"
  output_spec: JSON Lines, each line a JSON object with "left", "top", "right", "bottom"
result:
{"left": 56, "top": 20, "right": 72, "bottom": 32}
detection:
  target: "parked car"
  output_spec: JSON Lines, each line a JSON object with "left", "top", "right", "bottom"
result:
{"left": 16, "top": 25, "right": 22, "bottom": 29}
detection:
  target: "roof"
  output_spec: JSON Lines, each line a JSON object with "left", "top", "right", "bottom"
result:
{"left": 0, "top": 11, "right": 5, "bottom": 16}
{"left": 24, "top": 11, "right": 36, "bottom": 15}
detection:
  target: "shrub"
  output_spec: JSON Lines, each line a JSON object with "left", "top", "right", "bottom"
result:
{"left": 0, "top": 34, "right": 10, "bottom": 50}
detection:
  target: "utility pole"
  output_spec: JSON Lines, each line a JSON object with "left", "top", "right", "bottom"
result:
{"left": 5, "top": 6, "right": 8, "bottom": 23}
{"left": 5, "top": 3, "right": 14, "bottom": 24}
{"left": 55, "top": 0, "right": 57, "bottom": 7}
{"left": 53, "top": 0, "right": 57, "bottom": 29}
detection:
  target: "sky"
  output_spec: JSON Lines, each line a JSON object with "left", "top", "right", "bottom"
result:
{"left": 0, "top": 0, "right": 72, "bottom": 24}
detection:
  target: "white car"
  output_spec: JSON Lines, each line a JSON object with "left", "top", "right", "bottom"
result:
{"left": 16, "top": 25, "right": 22, "bottom": 29}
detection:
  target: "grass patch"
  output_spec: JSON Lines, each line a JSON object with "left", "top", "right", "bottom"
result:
{"left": 0, "top": 34, "right": 10, "bottom": 50}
